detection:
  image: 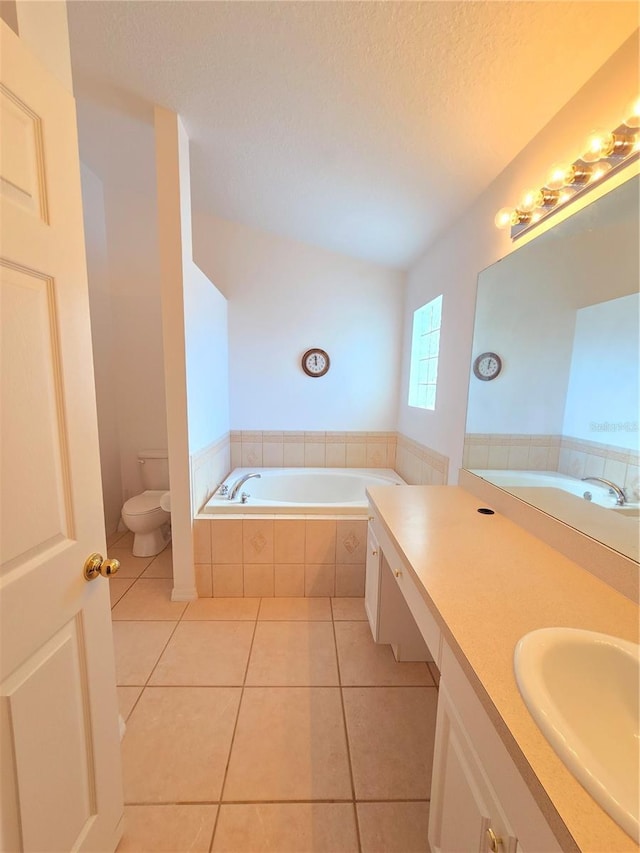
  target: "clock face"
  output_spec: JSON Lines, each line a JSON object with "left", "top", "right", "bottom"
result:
{"left": 302, "top": 348, "right": 330, "bottom": 377}
{"left": 473, "top": 352, "right": 502, "bottom": 381}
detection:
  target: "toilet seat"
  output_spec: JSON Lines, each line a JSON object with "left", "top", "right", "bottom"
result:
{"left": 122, "top": 489, "right": 168, "bottom": 519}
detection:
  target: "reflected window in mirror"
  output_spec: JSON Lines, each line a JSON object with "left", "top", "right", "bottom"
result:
{"left": 408, "top": 294, "right": 442, "bottom": 410}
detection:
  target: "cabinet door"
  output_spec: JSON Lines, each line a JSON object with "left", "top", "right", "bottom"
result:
{"left": 429, "top": 685, "right": 517, "bottom": 853}
{"left": 364, "top": 522, "right": 381, "bottom": 640}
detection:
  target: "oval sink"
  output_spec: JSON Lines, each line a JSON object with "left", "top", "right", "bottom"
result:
{"left": 514, "top": 627, "right": 639, "bottom": 842}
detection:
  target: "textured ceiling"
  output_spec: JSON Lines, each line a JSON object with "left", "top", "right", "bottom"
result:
{"left": 68, "top": 2, "right": 638, "bottom": 269}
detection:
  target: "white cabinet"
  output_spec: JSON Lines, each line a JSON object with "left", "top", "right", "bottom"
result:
{"left": 429, "top": 682, "right": 518, "bottom": 853}
{"left": 366, "top": 504, "right": 563, "bottom": 853}
{"left": 431, "top": 643, "right": 563, "bottom": 853}
{"left": 366, "top": 512, "right": 441, "bottom": 663}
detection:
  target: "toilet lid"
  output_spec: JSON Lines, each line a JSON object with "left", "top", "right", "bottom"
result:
{"left": 123, "top": 492, "right": 164, "bottom": 516}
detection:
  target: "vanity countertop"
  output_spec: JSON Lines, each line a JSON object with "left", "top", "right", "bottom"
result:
{"left": 366, "top": 484, "right": 639, "bottom": 853}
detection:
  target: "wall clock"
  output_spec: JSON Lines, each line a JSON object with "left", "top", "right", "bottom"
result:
{"left": 473, "top": 352, "right": 502, "bottom": 381}
{"left": 302, "top": 348, "right": 330, "bottom": 377}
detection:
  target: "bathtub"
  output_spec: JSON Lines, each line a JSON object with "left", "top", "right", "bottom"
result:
{"left": 202, "top": 468, "right": 405, "bottom": 515}
{"left": 470, "top": 469, "right": 631, "bottom": 510}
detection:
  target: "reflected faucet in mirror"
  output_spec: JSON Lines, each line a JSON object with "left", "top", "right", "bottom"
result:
{"left": 582, "top": 477, "right": 626, "bottom": 506}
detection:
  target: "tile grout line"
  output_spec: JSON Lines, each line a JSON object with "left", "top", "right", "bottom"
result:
{"left": 109, "top": 545, "right": 172, "bottom": 610}
{"left": 119, "top": 681, "right": 436, "bottom": 689}
{"left": 154, "top": 796, "right": 429, "bottom": 804}
{"left": 330, "top": 598, "right": 363, "bottom": 853}
{"left": 208, "top": 597, "right": 261, "bottom": 853}
{"left": 114, "top": 551, "right": 187, "bottom": 753}
{"left": 114, "top": 588, "right": 186, "bottom": 832}
{"left": 117, "top": 605, "right": 186, "bottom": 737}
{"left": 120, "top": 571, "right": 437, "bottom": 845}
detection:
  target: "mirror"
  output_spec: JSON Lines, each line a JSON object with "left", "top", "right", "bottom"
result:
{"left": 464, "top": 174, "right": 639, "bottom": 562}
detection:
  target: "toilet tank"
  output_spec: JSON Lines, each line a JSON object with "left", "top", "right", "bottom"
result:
{"left": 138, "top": 450, "right": 169, "bottom": 490}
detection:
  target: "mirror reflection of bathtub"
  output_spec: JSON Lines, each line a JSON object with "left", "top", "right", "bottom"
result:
{"left": 464, "top": 173, "right": 639, "bottom": 563}
{"left": 469, "top": 469, "right": 640, "bottom": 560}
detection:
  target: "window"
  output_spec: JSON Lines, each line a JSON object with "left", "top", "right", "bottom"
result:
{"left": 408, "top": 294, "right": 442, "bottom": 410}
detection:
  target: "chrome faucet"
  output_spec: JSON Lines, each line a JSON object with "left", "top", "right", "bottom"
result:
{"left": 228, "top": 472, "right": 261, "bottom": 500}
{"left": 581, "top": 476, "right": 626, "bottom": 506}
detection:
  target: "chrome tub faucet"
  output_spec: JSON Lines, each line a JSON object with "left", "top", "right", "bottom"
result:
{"left": 229, "top": 472, "right": 261, "bottom": 500}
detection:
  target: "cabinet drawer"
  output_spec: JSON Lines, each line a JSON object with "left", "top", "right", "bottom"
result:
{"left": 370, "top": 511, "right": 442, "bottom": 666}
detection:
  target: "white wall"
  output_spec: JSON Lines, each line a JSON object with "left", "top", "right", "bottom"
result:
{"left": 193, "top": 214, "right": 405, "bottom": 431}
{"left": 564, "top": 293, "right": 639, "bottom": 451}
{"left": 155, "top": 108, "right": 195, "bottom": 599}
{"left": 102, "top": 185, "right": 168, "bottom": 500}
{"left": 397, "top": 32, "right": 639, "bottom": 480}
{"left": 155, "top": 108, "right": 232, "bottom": 599}
{"left": 184, "top": 261, "right": 229, "bottom": 453}
{"left": 80, "top": 164, "right": 123, "bottom": 534}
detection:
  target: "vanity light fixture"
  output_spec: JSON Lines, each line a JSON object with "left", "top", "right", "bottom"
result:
{"left": 495, "top": 97, "right": 640, "bottom": 239}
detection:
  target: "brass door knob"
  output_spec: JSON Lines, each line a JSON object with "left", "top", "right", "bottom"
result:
{"left": 486, "top": 827, "right": 502, "bottom": 852}
{"left": 84, "top": 553, "right": 120, "bottom": 581}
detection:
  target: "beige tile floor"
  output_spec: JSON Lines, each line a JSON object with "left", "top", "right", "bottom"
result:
{"left": 109, "top": 535, "right": 437, "bottom": 852}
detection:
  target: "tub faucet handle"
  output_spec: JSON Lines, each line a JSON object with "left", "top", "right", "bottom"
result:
{"left": 216, "top": 482, "right": 229, "bottom": 496}
{"left": 241, "top": 492, "right": 250, "bottom": 504}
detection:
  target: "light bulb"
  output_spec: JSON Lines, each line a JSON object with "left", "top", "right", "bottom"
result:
{"left": 623, "top": 96, "right": 640, "bottom": 129}
{"left": 589, "top": 161, "right": 613, "bottom": 182}
{"left": 582, "top": 129, "right": 615, "bottom": 162}
{"left": 495, "top": 207, "right": 516, "bottom": 229}
{"left": 519, "top": 189, "right": 543, "bottom": 213}
{"left": 546, "top": 164, "right": 575, "bottom": 190}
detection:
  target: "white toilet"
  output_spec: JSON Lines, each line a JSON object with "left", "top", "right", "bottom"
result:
{"left": 121, "top": 450, "right": 171, "bottom": 557}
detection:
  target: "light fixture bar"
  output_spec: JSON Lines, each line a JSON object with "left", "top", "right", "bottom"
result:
{"left": 495, "top": 110, "right": 639, "bottom": 240}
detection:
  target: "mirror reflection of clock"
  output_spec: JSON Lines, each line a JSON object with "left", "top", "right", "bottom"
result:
{"left": 302, "top": 348, "right": 330, "bottom": 377}
{"left": 473, "top": 352, "right": 502, "bottom": 381}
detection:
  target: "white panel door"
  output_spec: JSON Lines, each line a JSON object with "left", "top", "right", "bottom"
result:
{"left": 0, "top": 20, "right": 123, "bottom": 852}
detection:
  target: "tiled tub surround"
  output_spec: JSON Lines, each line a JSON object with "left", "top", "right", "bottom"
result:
{"left": 395, "top": 434, "right": 449, "bottom": 486}
{"left": 191, "top": 434, "right": 231, "bottom": 516}
{"left": 193, "top": 517, "right": 369, "bottom": 599}
{"left": 231, "top": 431, "right": 397, "bottom": 470}
{"left": 464, "top": 433, "right": 639, "bottom": 500}
{"left": 229, "top": 430, "right": 449, "bottom": 486}
{"left": 189, "top": 433, "right": 450, "bottom": 598}
{"left": 557, "top": 436, "right": 639, "bottom": 501}
{"left": 463, "top": 433, "right": 562, "bottom": 471}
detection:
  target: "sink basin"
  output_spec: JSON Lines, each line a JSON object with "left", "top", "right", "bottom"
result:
{"left": 514, "top": 627, "right": 639, "bottom": 842}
